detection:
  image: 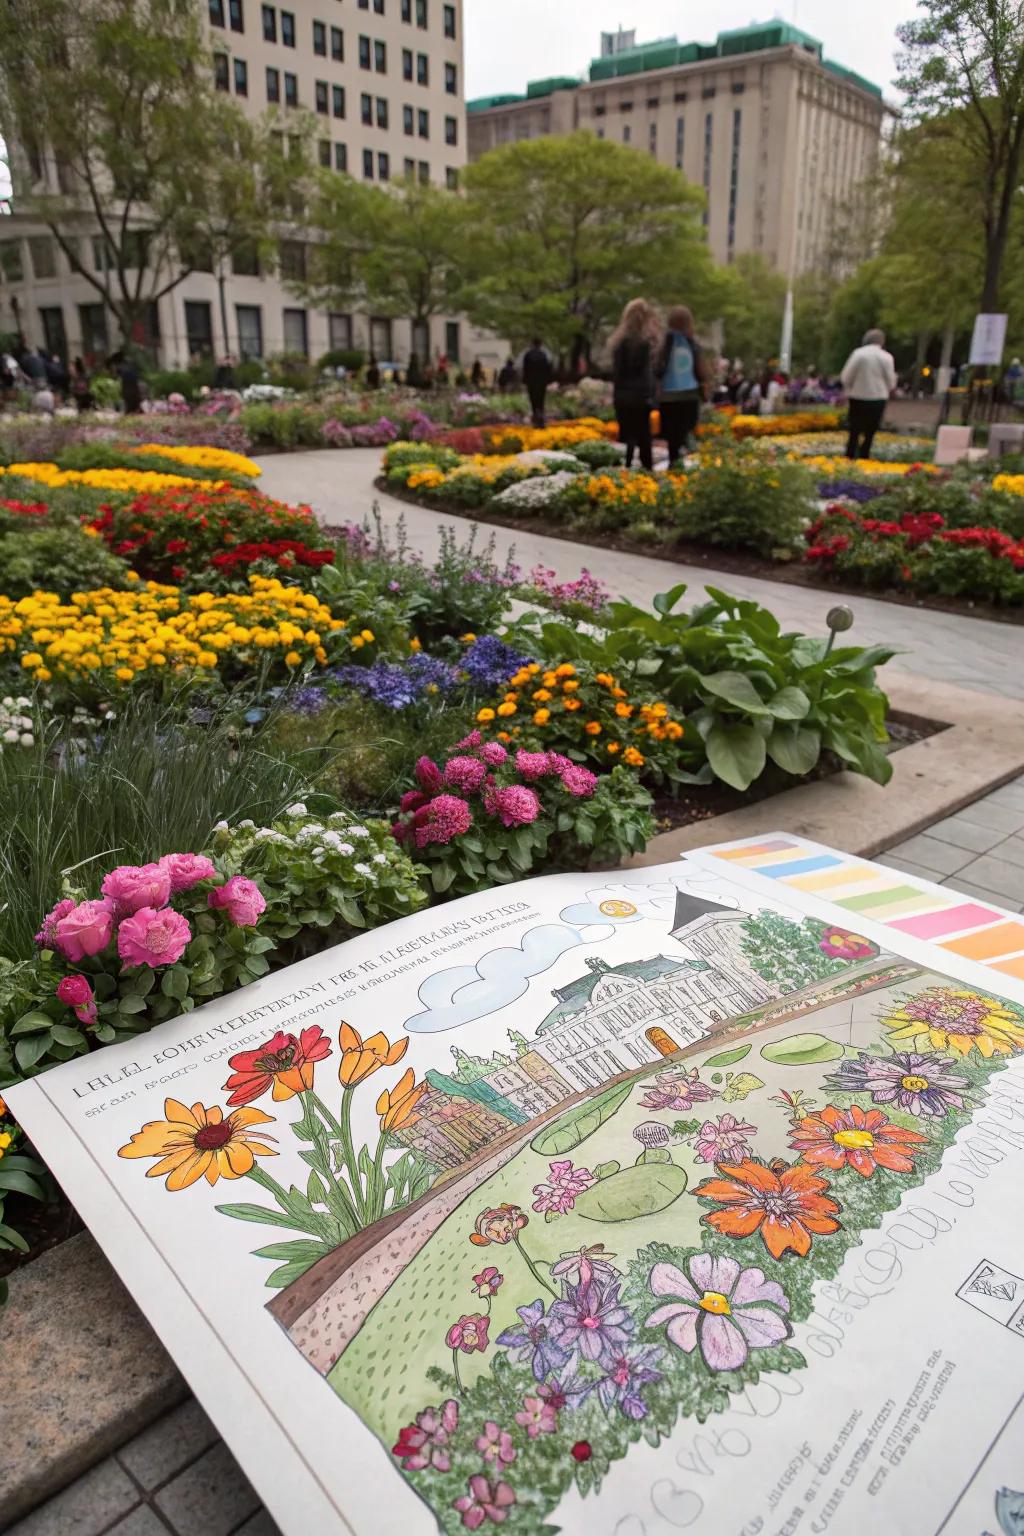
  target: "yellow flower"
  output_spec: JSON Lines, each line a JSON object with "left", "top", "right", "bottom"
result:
{"left": 542, "top": 671, "right": 558, "bottom": 687}
{"left": 21, "top": 652, "right": 42, "bottom": 668}
{"left": 611, "top": 686, "right": 628, "bottom": 700}
{"left": 34, "top": 667, "right": 52, "bottom": 681}
{"left": 563, "top": 697, "right": 581, "bottom": 711}
{"left": 285, "top": 651, "right": 302, "bottom": 667}
{"left": 595, "top": 672, "right": 614, "bottom": 687}
{"left": 885, "top": 988, "right": 1024, "bottom": 1059}
{"left": 584, "top": 720, "right": 602, "bottom": 736}
{"left": 409, "top": 637, "right": 422, "bottom": 651}
{"left": 562, "top": 679, "right": 579, "bottom": 693}
{"left": 665, "top": 720, "right": 684, "bottom": 740}
{"left": 115, "top": 666, "right": 135, "bottom": 681}
{"left": 497, "top": 701, "right": 517, "bottom": 717}
{"left": 555, "top": 663, "right": 576, "bottom": 679}
{"left": 117, "top": 1098, "right": 277, "bottom": 1190}
{"left": 532, "top": 688, "right": 552, "bottom": 702}
{"left": 607, "top": 741, "right": 620, "bottom": 754}
{"left": 130, "top": 443, "right": 262, "bottom": 479}
{"left": 461, "top": 632, "right": 477, "bottom": 643}
{"left": 338, "top": 1022, "right": 408, "bottom": 1087}
{"left": 351, "top": 636, "right": 364, "bottom": 649}
{"left": 615, "top": 701, "right": 634, "bottom": 718}
{"left": 477, "top": 707, "right": 496, "bottom": 722}
{"left": 197, "top": 651, "right": 218, "bottom": 668}
{"left": 376, "top": 1067, "right": 428, "bottom": 1132}
{"left": 533, "top": 708, "right": 551, "bottom": 725}
{"left": 360, "top": 629, "right": 375, "bottom": 643}
{"left": 623, "top": 746, "right": 646, "bottom": 766}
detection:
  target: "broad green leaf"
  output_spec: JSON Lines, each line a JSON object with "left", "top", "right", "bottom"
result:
{"left": 699, "top": 671, "right": 771, "bottom": 715}
{"left": 14, "top": 1033, "right": 51, "bottom": 1069}
{"left": 706, "top": 721, "right": 767, "bottom": 791}
{"left": 704, "top": 1043, "right": 752, "bottom": 1069}
{"left": 653, "top": 583, "right": 688, "bottom": 614}
{"left": 530, "top": 1079, "right": 633, "bottom": 1156}
{"left": 767, "top": 724, "right": 822, "bottom": 777}
{"left": 49, "top": 1024, "right": 86, "bottom": 1048}
{"left": 575, "top": 1162, "right": 688, "bottom": 1222}
{"left": 761, "top": 1033, "right": 846, "bottom": 1066}
{"left": 768, "top": 686, "right": 810, "bottom": 721}
{"left": 10, "top": 1010, "right": 55, "bottom": 1035}
{"left": 214, "top": 1202, "right": 319, "bottom": 1232}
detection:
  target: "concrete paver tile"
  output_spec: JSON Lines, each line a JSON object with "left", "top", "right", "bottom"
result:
{"left": 234, "top": 1510, "right": 285, "bottom": 1536}
{"left": 941, "top": 868, "right": 1024, "bottom": 911}
{"left": 5, "top": 1460, "right": 137, "bottom": 1536}
{"left": 117, "top": 1398, "right": 219, "bottom": 1492}
{"left": 879, "top": 834, "right": 975, "bottom": 877}
{"left": 153, "top": 1443, "right": 260, "bottom": 1536}
{"left": 103, "top": 1509, "right": 169, "bottom": 1536}
{"left": 922, "top": 816, "right": 1008, "bottom": 854}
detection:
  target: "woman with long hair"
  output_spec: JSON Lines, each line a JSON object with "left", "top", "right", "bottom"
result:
{"left": 609, "top": 298, "right": 661, "bottom": 471}
{"left": 656, "top": 304, "right": 705, "bottom": 463}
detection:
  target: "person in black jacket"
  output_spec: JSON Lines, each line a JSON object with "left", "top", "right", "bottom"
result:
{"left": 610, "top": 298, "right": 661, "bottom": 470}
{"left": 521, "top": 338, "right": 552, "bottom": 427}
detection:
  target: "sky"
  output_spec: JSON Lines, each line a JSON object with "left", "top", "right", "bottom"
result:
{"left": 463, "top": 0, "right": 920, "bottom": 102}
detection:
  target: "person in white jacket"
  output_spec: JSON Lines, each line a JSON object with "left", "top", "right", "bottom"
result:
{"left": 841, "top": 328, "right": 897, "bottom": 459}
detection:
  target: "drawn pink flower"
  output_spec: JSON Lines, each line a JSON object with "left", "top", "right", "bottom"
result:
{"left": 514, "top": 1395, "right": 558, "bottom": 1439}
{"left": 158, "top": 853, "right": 217, "bottom": 892}
{"left": 484, "top": 783, "right": 540, "bottom": 828}
{"left": 101, "top": 862, "right": 172, "bottom": 916}
{"left": 444, "top": 755, "right": 488, "bottom": 794}
{"left": 640, "top": 1068, "right": 717, "bottom": 1113}
{"left": 475, "top": 1421, "right": 516, "bottom": 1466}
{"left": 208, "top": 875, "right": 266, "bottom": 927}
{"left": 392, "top": 1399, "right": 459, "bottom": 1471}
{"left": 56, "top": 974, "right": 97, "bottom": 1026}
{"left": 647, "top": 1254, "right": 791, "bottom": 1372}
{"left": 454, "top": 1474, "right": 516, "bottom": 1529}
{"left": 117, "top": 906, "right": 192, "bottom": 968}
{"left": 53, "top": 899, "right": 114, "bottom": 961}
{"left": 445, "top": 1313, "right": 490, "bottom": 1353}
{"left": 693, "top": 1114, "right": 757, "bottom": 1165}
{"left": 471, "top": 1267, "right": 504, "bottom": 1299}
{"left": 531, "top": 1159, "right": 596, "bottom": 1215}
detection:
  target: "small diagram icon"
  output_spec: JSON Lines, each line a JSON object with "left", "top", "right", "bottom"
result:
{"left": 958, "top": 1259, "right": 1024, "bottom": 1335}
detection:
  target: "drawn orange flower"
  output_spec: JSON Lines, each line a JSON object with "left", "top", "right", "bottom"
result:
{"left": 789, "top": 1104, "right": 928, "bottom": 1179}
{"left": 469, "top": 1203, "right": 529, "bottom": 1246}
{"left": 118, "top": 1098, "right": 276, "bottom": 1190}
{"left": 338, "top": 1022, "right": 408, "bottom": 1087}
{"left": 694, "top": 1158, "right": 841, "bottom": 1259}
{"left": 376, "top": 1066, "right": 427, "bottom": 1131}
{"left": 223, "top": 1026, "right": 332, "bottom": 1105}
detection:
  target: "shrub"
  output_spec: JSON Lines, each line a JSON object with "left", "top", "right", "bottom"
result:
{"left": 571, "top": 438, "right": 625, "bottom": 468}
{"left": 0, "top": 523, "right": 131, "bottom": 599}
{"left": 675, "top": 443, "right": 814, "bottom": 556}
{"left": 318, "top": 348, "right": 366, "bottom": 372}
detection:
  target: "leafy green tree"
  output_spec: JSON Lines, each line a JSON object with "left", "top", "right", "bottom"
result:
{"left": 0, "top": 0, "right": 251, "bottom": 346}
{"left": 740, "top": 912, "right": 846, "bottom": 992}
{"left": 897, "top": 0, "right": 1024, "bottom": 310}
{"left": 707, "top": 253, "right": 787, "bottom": 365}
{"left": 461, "top": 133, "right": 711, "bottom": 358}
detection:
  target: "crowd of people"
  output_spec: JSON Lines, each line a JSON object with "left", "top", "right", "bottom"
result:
{"left": 1, "top": 342, "right": 143, "bottom": 414}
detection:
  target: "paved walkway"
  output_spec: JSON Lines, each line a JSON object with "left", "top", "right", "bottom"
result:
{"left": 256, "top": 447, "right": 1024, "bottom": 699}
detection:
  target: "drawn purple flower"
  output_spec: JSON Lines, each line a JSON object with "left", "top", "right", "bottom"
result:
{"left": 596, "top": 1341, "right": 664, "bottom": 1420}
{"left": 646, "top": 1254, "right": 791, "bottom": 1372}
{"left": 640, "top": 1068, "right": 717, "bottom": 1113}
{"left": 475, "top": 1421, "right": 516, "bottom": 1466}
{"left": 547, "top": 1277, "right": 635, "bottom": 1368}
{"left": 693, "top": 1113, "right": 758, "bottom": 1164}
{"left": 824, "top": 1049, "right": 968, "bottom": 1118}
{"left": 453, "top": 1474, "right": 516, "bottom": 1530}
{"left": 549, "top": 1244, "right": 620, "bottom": 1290}
{"left": 514, "top": 1394, "right": 558, "bottom": 1439}
{"left": 531, "top": 1159, "right": 596, "bottom": 1215}
{"left": 496, "top": 1298, "right": 570, "bottom": 1382}
{"left": 392, "top": 1399, "right": 459, "bottom": 1471}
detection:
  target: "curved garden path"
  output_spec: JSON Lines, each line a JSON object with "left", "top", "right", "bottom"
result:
{"left": 256, "top": 447, "right": 1024, "bottom": 700}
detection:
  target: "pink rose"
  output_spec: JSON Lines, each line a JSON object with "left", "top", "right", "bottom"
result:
{"left": 35, "top": 896, "right": 76, "bottom": 948}
{"left": 56, "top": 974, "right": 97, "bottom": 1026}
{"left": 54, "top": 900, "right": 115, "bottom": 961}
{"left": 208, "top": 875, "right": 267, "bottom": 927}
{"left": 101, "top": 862, "right": 172, "bottom": 915}
{"left": 117, "top": 906, "right": 192, "bottom": 968}
{"left": 159, "top": 853, "right": 217, "bottom": 892}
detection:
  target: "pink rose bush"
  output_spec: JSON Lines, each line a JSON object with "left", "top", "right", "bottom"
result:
{"left": 393, "top": 734, "right": 652, "bottom": 897}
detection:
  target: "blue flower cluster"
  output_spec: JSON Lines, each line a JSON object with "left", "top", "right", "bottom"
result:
{"left": 334, "top": 652, "right": 457, "bottom": 710}
{"left": 459, "top": 635, "right": 531, "bottom": 689}
{"left": 818, "top": 479, "right": 887, "bottom": 504}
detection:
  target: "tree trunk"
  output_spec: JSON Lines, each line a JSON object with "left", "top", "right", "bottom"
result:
{"left": 913, "top": 331, "right": 929, "bottom": 398}
{"left": 217, "top": 270, "right": 230, "bottom": 360}
{"left": 936, "top": 322, "right": 955, "bottom": 396}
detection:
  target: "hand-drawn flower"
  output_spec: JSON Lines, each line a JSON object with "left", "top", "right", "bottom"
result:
{"left": 117, "top": 1098, "right": 276, "bottom": 1190}
{"left": 392, "top": 1399, "right": 459, "bottom": 1471}
{"left": 693, "top": 1113, "right": 757, "bottom": 1164}
{"left": 824, "top": 1049, "right": 968, "bottom": 1118}
{"left": 789, "top": 1103, "right": 928, "bottom": 1178}
{"left": 547, "top": 1277, "right": 635, "bottom": 1366}
{"left": 453, "top": 1474, "right": 516, "bottom": 1530}
{"left": 514, "top": 1394, "right": 558, "bottom": 1438}
{"left": 639, "top": 1068, "right": 717, "bottom": 1112}
{"left": 496, "top": 1299, "right": 569, "bottom": 1381}
{"left": 818, "top": 926, "right": 876, "bottom": 961}
{"left": 884, "top": 986, "right": 1024, "bottom": 1059}
{"left": 223, "top": 1026, "right": 332, "bottom": 1105}
{"left": 476, "top": 1421, "right": 516, "bottom": 1466}
{"left": 376, "top": 1067, "right": 427, "bottom": 1132}
{"left": 446, "top": 1313, "right": 490, "bottom": 1353}
{"left": 596, "top": 1341, "right": 664, "bottom": 1419}
{"left": 694, "top": 1158, "right": 841, "bottom": 1259}
{"left": 549, "top": 1244, "right": 620, "bottom": 1289}
{"left": 531, "top": 1159, "right": 596, "bottom": 1215}
{"left": 646, "top": 1254, "right": 791, "bottom": 1371}
{"left": 471, "top": 1267, "right": 504, "bottom": 1299}
{"left": 338, "top": 1021, "right": 409, "bottom": 1086}
{"left": 471, "top": 1203, "right": 529, "bottom": 1246}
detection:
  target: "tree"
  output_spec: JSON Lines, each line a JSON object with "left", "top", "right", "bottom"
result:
{"left": 897, "top": 0, "right": 1024, "bottom": 310}
{"left": 460, "top": 133, "right": 711, "bottom": 359}
{"left": 0, "top": 0, "right": 249, "bottom": 346}
{"left": 740, "top": 912, "right": 845, "bottom": 993}
{"left": 706, "top": 253, "right": 787, "bottom": 365}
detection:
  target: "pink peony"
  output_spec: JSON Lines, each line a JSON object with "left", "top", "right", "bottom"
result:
{"left": 412, "top": 794, "right": 473, "bottom": 849}
{"left": 477, "top": 742, "right": 508, "bottom": 767}
{"left": 560, "top": 764, "right": 597, "bottom": 798}
{"left": 101, "top": 862, "right": 172, "bottom": 916}
{"left": 56, "top": 974, "right": 97, "bottom": 1026}
{"left": 208, "top": 875, "right": 267, "bottom": 927}
{"left": 54, "top": 900, "right": 115, "bottom": 961}
{"left": 444, "top": 755, "right": 488, "bottom": 794}
{"left": 159, "top": 853, "right": 217, "bottom": 893}
{"left": 484, "top": 783, "right": 540, "bottom": 827}
{"left": 35, "top": 896, "right": 75, "bottom": 949}
{"left": 514, "top": 750, "right": 553, "bottom": 781}
{"left": 117, "top": 906, "right": 192, "bottom": 968}
{"left": 414, "top": 755, "right": 444, "bottom": 793}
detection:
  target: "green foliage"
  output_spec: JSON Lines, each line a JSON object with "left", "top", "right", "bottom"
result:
{"left": 676, "top": 443, "right": 816, "bottom": 557}
{"left": 530, "top": 1080, "right": 634, "bottom": 1156}
{"left": 0, "top": 522, "right": 130, "bottom": 599}
{"left": 0, "top": 1115, "right": 50, "bottom": 1266}
{"left": 708, "top": 252, "right": 787, "bottom": 362}
{"left": 570, "top": 439, "right": 624, "bottom": 469}
{"left": 741, "top": 912, "right": 846, "bottom": 990}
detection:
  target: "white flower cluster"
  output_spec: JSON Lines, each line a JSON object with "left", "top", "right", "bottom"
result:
{"left": 492, "top": 471, "right": 580, "bottom": 513}
{"left": 0, "top": 695, "right": 35, "bottom": 750}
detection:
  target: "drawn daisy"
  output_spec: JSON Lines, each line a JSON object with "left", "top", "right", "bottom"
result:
{"left": 118, "top": 1098, "right": 276, "bottom": 1190}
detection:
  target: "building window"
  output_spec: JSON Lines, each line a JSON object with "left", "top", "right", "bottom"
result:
{"left": 445, "top": 62, "right": 456, "bottom": 94}
{"left": 418, "top": 107, "right": 429, "bottom": 138}
{"left": 401, "top": 0, "right": 411, "bottom": 18}
{"left": 284, "top": 71, "right": 297, "bottom": 105}
{"left": 446, "top": 166, "right": 458, "bottom": 189}
{"left": 418, "top": 159, "right": 429, "bottom": 184}
{"left": 232, "top": 241, "right": 260, "bottom": 276}
{"left": 702, "top": 111, "right": 713, "bottom": 227}
{"left": 328, "top": 313, "right": 352, "bottom": 351}
{"left": 228, "top": 0, "right": 244, "bottom": 29}
{"left": 416, "top": 53, "right": 428, "bottom": 85}
{"left": 647, "top": 95, "right": 659, "bottom": 109}
{"left": 374, "top": 0, "right": 384, "bottom": 10}
{"left": 209, "top": 0, "right": 225, "bottom": 24}
{"left": 370, "top": 316, "right": 392, "bottom": 356}
{"left": 313, "top": 19, "right": 326, "bottom": 53}
{"left": 332, "top": 84, "right": 345, "bottom": 117}
{"left": 445, "top": 321, "right": 460, "bottom": 362}
{"left": 330, "top": 25, "right": 343, "bottom": 59}
{"left": 402, "top": 48, "right": 413, "bottom": 80}
{"left": 622, "top": 124, "right": 631, "bottom": 143}
{"left": 727, "top": 107, "right": 742, "bottom": 253}
{"left": 78, "top": 303, "right": 108, "bottom": 359}
{"left": 594, "top": 104, "right": 606, "bottom": 117}
{"left": 731, "top": 81, "right": 745, "bottom": 95}
{"left": 411, "top": 318, "right": 430, "bottom": 358}
{"left": 378, "top": 150, "right": 390, "bottom": 180}
{"left": 184, "top": 300, "right": 214, "bottom": 358}
{"left": 361, "top": 92, "right": 373, "bottom": 124}
{"left": 279, "top": 239, "right": 306, "bottom": 281}
{"left": 266, "top": 66, "right": 280, "bottom": 102}
{"left": 282, "top": 308, "right": 308, "bottom": 356}
{"left": 39, "top": 306, "right": 66, "bottom": 356}
{"left": 376, "top": 96, "right": 388, "bottom": 128}
{"left": 443, "top": 3, "right": 455, "bottom": 37}
{"left": 596, "top": 126, "right": 604, "bottom": 138}
{"left": 415, "top": 0, "right": 427, "bottom": 25}
{"left": 404, "top": 155, "right": 416, "bottom": 177}
{"left": 235, "top": 304, "right": 263, "bottom": 358}
{"left": 648, "top": 120, "right": 657, "bottom": 154}
{"left": 675, "top": 116, "right": 684, "bottom": 170}
{"left": 318, "top": 138, "right": 331, "bottom": 165}
{"left": 280, "top": 8, "right": 294, "bottom": 44}
{"left": 674, "top": 89, "right": 687, "bottom": 103}
{"left": 374, "top": 38, "right": 386, "bottom": 71}
{"left": 444, "top": 114, "right": 457, "bottom": 145}
{"left": 403, "top": 103, "right": 414, "bottom": 134}
{"left": 702, "top": 85, "right": 716, "bottom": 100}
{"left": 359, "top": 34, "right": 370, "bottom": 67}
{"left": 358, "top": 0, "right": 368, "bottom": 6}
{"left": 362, "top": 147, "right": 373, "bottom": 177}
{"left": 261, "top": 3, "right": 275, "bottom": 40}
{"left": 27, "top": 235, "right": 56, "bottom": 279}
{"left": 334, "top": 142, "right": 347, "bottom": 171}
{"left": 234, "top": 58, "right": 248, "bottom": 95}
{"left": 316, "top": 80, "right": 328, "bottom": 113}
{"left": 214, "top": 52, "right": 230, "bottom": 91}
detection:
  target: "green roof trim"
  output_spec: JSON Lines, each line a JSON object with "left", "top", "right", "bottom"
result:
{"left": 823, "top": 58, "right": 883, "bottom": 99}
{"left": 526, "top": 75, "right": 579, "bottom": 98}
{"left": 537, "top": 955, "right": 685, "bottom": 1033}
{"left": 467, "top": 93, "right": 524, "bottom": 112}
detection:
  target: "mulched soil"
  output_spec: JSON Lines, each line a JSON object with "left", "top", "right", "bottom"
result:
{"left": 0, "top": 1192, "right": 82, "bottom": 1279}
{"left": 372, "top": 478, "right": 1024, "bottom": 628}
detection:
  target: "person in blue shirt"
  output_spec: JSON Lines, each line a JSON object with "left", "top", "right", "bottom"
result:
{"left": 656, "top": 305, "right": 706, "bottom": 463}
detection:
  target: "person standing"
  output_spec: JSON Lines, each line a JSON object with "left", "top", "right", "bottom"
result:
{"left": 656, "top": 305, "right": 705, "bottom": 463}
{"left": 521, "top": 337, "right": 552, "bottom": 427}
{"left": 841, "top": 328, "right": 897, "bottom": 460}
{"left": 610, "top": 298, "right": 660, "bottom": 471}
{"left": 69, "top": 357, "right": 93, "bottom": 412}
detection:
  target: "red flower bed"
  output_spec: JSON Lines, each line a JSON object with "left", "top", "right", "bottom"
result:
{"left": 0, "top": 497, "right": 49, "bottom": 518}
{"left": 210, "top": 540, "right": 336, "bottom": 575}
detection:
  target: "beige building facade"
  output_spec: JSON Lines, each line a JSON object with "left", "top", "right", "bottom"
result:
{"left": 468, "top": 23, "right": 886, "bottom": 276}
{"left": 0, "top": 0, "right": 467, "bottom": 367}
